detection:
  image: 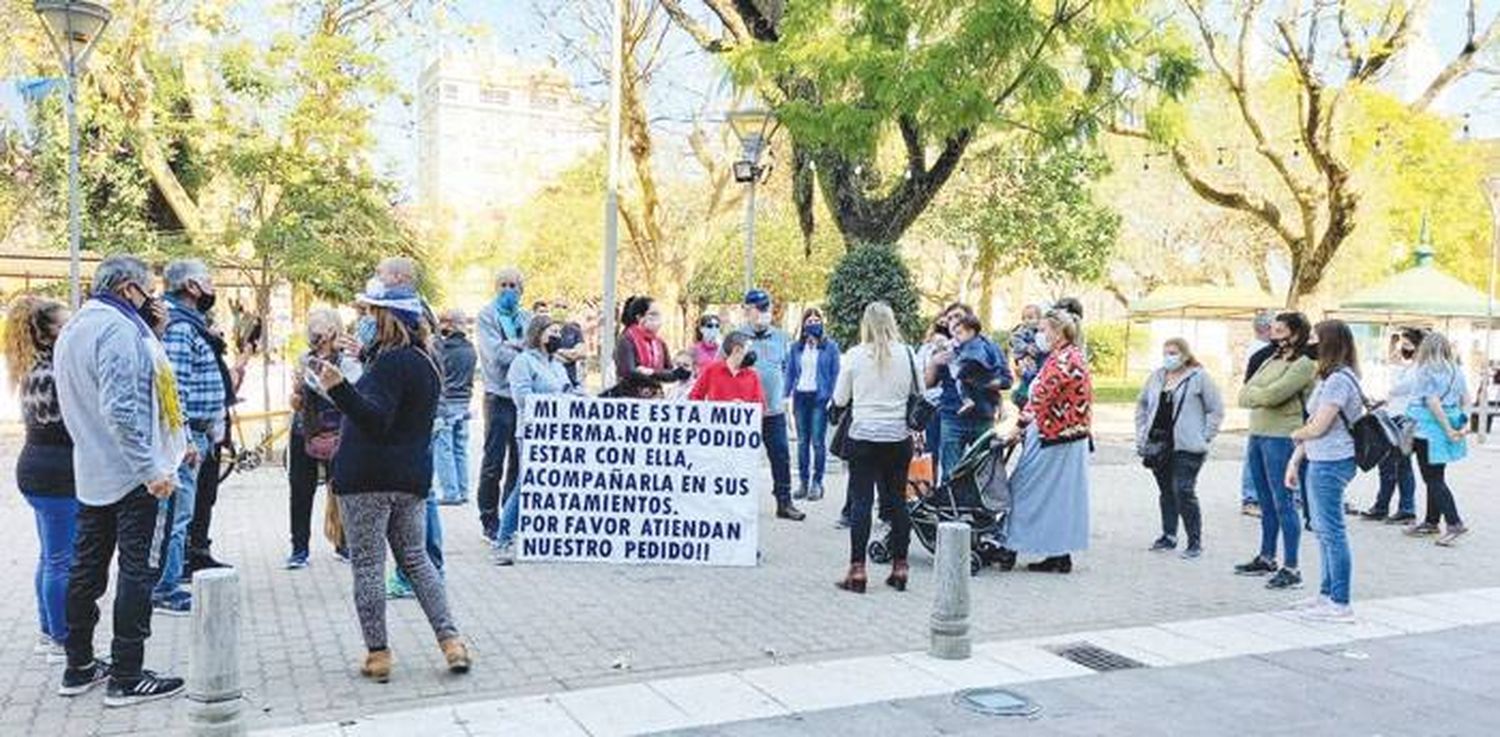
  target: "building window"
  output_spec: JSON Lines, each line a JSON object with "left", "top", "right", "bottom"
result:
{"left": 442, "top": 83, "right": 459, "bottom": 101}
{"left": 480, "top": 86, "right": 510, "bottom": 105}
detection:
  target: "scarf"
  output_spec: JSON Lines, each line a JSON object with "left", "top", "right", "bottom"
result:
{"left": 492, "top": 298, "right": 524, "bottom": 341}
{"left": 625, "top": 324, "right": 665, "bottom": 371}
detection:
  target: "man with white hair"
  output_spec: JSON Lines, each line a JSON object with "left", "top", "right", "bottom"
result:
{"left": 150, "top": 259, "right": 227, "bottom": 617}
{"left": 54, "top": 255, "right": 187, "bottom": 705}
{"left": 475, "top": 266, "right": 531, "bottom": 541}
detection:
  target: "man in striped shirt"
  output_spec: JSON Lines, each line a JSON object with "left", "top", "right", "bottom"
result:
{"left": 151, "top": 259, "right": 226, "bottom": 617}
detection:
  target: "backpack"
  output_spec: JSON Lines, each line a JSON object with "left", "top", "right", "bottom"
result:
{"left": 1332, "top": 369, "right": 1400, "bottom": 472}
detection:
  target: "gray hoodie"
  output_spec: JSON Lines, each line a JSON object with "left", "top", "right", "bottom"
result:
{"left": 476, "top": 305, "right": 531, "bottom": 398}
{"left": 55, "top": 299, "right": 184, "bottom": 506}
{"left": 1134, "top": 366, "right": 1225, "bottom": 456}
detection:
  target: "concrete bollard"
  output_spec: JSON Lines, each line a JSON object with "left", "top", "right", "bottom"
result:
{"left": 188, "top": 568, "right": 246, "bottom": 737}
{"left": 929, "top": 521, "right": 972, "bottom": 660}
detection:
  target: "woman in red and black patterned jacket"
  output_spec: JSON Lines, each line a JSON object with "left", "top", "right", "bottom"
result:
{"left": 1001, "top": 307, "right": 1093, "bottom": 574}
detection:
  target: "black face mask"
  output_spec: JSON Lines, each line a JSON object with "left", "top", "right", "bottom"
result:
{"left": 544, "top": 336, "right": 563, "bottom": 353}
{"left": 740, "top": 350, "right": 758, "bottom": 369}
{"left": 132, "top": 289, "right": 161, "bottom": 329}
{"left": 196, "top": 291, "right": 217, "bottom": 314}
{"left": 1399, "top": 347, "right": 1415, "bottom": 360}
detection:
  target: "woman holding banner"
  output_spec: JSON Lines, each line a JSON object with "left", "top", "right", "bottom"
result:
{"left": 493, "top": 316, "right": 583, "bottom": 566}
{"left": 611, "top": 296, "right": 690, "bottom": 398}
{"left": 830, "top": 302, "right": 915, "bottom": 594}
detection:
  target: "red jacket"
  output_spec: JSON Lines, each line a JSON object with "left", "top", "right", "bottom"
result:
{"left": 689, "top": 360, "right": 765, "bottom": 407}
{"left": 1022, "top": 343, "right": 1092, "bottom": 445}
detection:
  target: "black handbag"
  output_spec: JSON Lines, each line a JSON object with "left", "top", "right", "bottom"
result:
{"left": 1332, "top": 369, "right": 1399, "bottom": 472}
{"left": 828, "top": 402, "right": 853, "bottom": 460}
{"left": 905, "top": 348, "right": 936, "bottom": 432}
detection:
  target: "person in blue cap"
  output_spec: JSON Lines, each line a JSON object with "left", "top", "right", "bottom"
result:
{"left": 737, "top": 289, "right": 805, "bottom": 521}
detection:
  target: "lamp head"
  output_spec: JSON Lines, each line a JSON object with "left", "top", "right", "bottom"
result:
{"left": 34, "top": 1, "right": 113, "bottom": 73}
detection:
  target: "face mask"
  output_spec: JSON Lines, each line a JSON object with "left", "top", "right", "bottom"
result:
{"left": 804, "top": 323, "right": 823, "bottom": 340}
{"left": 544, "top": 335, "right": 563, "bottom": 353}
{"left": 702, "top": 327, "right": 721, "bottom": 344}
{"left": 356, "top": 314, "right": 377, "bottom": 346}
{"left": 741, "top": 350, "right": 758, "bottom": 369}
{"left": 1034, "top": 331, "right": 1051, "bottom": 353}
{"left": 495, "top": 288, "right": 520, "bottom": 313}
{"left": 129, "top": 285, "right": 160, "bottom": 328}
{"left": 1163, "top": 354, "right": 1183, "bottom": 371}
{"left": 195, "top": 286, "right": 217, "bottom": 314}
{"left": 755, "top": 311, "right": 772, "bottom": 328}
{"left": 642, "top": 315, "right": 663, "bottom": 333}
{"left": 364, "top": 277, "right": 385, "bottom": 298}
{"left": 1399, "top": 347, "right": 1415, "bottom": 360}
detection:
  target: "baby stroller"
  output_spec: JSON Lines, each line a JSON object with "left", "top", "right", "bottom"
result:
{"left": 869, "top": 430, "right": 1015, "bottom": 575}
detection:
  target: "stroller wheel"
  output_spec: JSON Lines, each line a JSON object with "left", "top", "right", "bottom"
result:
{"left": 868, "top": 540, "right": 891, "bottom": 565}
{"left": 969, "top": 551, "right": 985, "bottom": 577}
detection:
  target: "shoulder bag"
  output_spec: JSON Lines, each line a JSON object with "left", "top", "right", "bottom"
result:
{"left": 1332, "top": 369, "right": 1400, "bottom": 472}
{"left": 905, "top": 347, "right": 936, "bottom": 432}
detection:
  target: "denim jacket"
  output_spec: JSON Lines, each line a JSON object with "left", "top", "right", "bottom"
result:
{"left": 785, "top": 338, "right": 840, "bottom": 405}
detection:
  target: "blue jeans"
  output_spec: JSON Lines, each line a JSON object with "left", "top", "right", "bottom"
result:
{"left": 432, "top": 401, "right": 471, "bottom": 503}
{"left": 1306, "top": 458, "right": 1357, "bottom": 605}
{"left": 793, "top": 392, "right": 829, "bottom": 487}
{"left": 396, "top": 488, "right": 444, "bottom": 587}
{"left": 1372, "top": 450, "right": 1416, "bottom": 517}
{"left": 939, "top": 413, "right": 989, "bottom": 482}
{"left": 24, "top": 493, "right": 77, "bottom": 643}
{"left": 763, "top": 414, "right": 792, "bottom": 505}
{"left": 1239, "top": 457, "right": 1258, "bottom": 504}
{"left": 1246, "top": 435, "right": 1302, "bottom": 569}
{"left": 497, "top": 480, "right": 522, "bottom": 547}
{"left": 154, "top": 431, "right": 212, "bottom": 605}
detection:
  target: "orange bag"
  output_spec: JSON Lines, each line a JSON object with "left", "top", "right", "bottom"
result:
{"left": 906, "top": 452, "right": 935, "bottom": 501}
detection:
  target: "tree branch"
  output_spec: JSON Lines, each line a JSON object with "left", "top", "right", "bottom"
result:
{"left": 1168, "top": 148, "right": 1300, "bottom": 251}
{"left": 1415, "top": 0, "right": 1499, "bottom": 110}
{"left": 659, "top": 0, "right": 731, "bottom": 52}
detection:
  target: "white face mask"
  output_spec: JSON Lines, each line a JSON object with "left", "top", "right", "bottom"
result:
{"left": 755, "top": 311, "right": 773, "bottom": 328}
{"left": 1034, "top": 330, "right": 1052, "bottom": 353}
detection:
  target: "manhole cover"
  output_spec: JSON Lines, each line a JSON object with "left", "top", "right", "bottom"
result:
{"left": 953, "top": 687, "right": 1040, "bottom": 717}
{"left": 1046, "top": 642, "right": 1148, "bottom": 672}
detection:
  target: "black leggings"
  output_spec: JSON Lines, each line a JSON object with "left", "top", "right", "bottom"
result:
{"left": 288, "top": 432, "right": 333, "bottom": 555}
{"left": 847, "top": 438, "right": 913, "bottom": 564}
{"left": 1415, "top": 438, "right": 1463, "bottom": 526}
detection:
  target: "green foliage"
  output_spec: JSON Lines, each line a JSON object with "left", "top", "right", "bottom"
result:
{"left": 1083, "top": 320, "right": 1148, "bottom": 379}
{"left": 728, "top": 0, "right": 1198, "bottom": 158}
{"left": 1093, "top": 374, "right": 1146, "bottom": 405}
{"left": 686, "top": 199, "right": 844, "bottom": 308}
{"left": 823, "top": 243, "right": 922, "bottom": 348}
{"left": 922, "top": 139, "right": 1120, "bottom": 285}
{"left": 516, "top": 155, "right": 608, "bottom": 304}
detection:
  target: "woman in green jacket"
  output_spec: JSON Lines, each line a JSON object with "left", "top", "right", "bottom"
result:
{"left": 1234, "top": 312, "right": 1317, "bottom": 591}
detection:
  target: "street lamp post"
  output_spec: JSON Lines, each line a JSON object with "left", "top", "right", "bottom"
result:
{"left": 34, "top": 1, "right": 112, "bottom": 310}
{"left": 599, "top": 0, "right": 624, "bottom": 387}
{"left": 1481, "top": 176, "right": 1500, "bottom": 444}
{"left": 728, "top": 108, "right": 775, "bottom": 294}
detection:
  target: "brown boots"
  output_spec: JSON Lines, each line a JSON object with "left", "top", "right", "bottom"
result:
{"left": 361, "top": 649, "right": 392, "bottom": 683}
{"left": 360, "top": 638, "right": 472, "bottom": 682}
{"left": 886, "top": 558, "right": 910, "bottom": 592}
{"left": 835, "top": 562, "right": 868, "bottom": 593}
{"left": 441, "top": 637, "right": 471, "bottom": 673}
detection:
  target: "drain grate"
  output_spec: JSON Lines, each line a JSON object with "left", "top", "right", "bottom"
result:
{"left": 1046, "top": 642, "right": 1148, "bottom": 672}
{"left": 953, "top": 687, "right": 1040, "bottom": 718}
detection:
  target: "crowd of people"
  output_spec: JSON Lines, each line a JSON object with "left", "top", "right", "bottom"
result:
{"left": 1, "top": 253, "right": 1483, "bottom": 705}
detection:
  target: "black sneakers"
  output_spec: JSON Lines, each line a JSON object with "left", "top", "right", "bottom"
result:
{"left": 776, "top": 504, "right": 806, "bottom": 521}
{"left": 1265, "top": 568, "right": 1304, "bottom": 590}
{"left": 1149, "top": 536, "right": 1177, "bottom": 552}
{"left": 1233, "top": 555, "right": 1277, "bottom": 576}
{"left": 103, "top": 670, "right": 186, "bottom": 708}
{"left": 58, "top": 659, "right": 111, "bottom": 697}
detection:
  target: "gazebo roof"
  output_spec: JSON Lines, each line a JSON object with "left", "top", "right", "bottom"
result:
{"left": 1333, "top": 248, "right": 1494, "bottom": 320}
{"left": 1128, "top": 285, "right": 1277, "bottom": 319}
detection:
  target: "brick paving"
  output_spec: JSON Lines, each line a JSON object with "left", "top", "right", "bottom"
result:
{"left": 2, "top": 426, "right": 1498, "bottom": 735}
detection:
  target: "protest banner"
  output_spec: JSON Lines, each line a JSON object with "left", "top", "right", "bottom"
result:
{"left": 516, "top": 395, "right": 762, "bottom": 567}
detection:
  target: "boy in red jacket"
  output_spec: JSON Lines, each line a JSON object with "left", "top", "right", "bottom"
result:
{"left": 689, "top": 332, "right": 764, "bottom": 406}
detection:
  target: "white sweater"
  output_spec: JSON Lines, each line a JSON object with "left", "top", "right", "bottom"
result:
{"left": 833, "top": 341, "right": 914, "bottom": 427}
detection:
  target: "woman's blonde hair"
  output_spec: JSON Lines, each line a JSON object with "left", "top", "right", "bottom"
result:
{"left": 306, "top": 308, "right": 342, "bottom": 345}
{"left": 1162, "top": 337, "right": 1200, "bottom": 368}
{"left": 859, "top": 301, "right": 901, "bottom": 368}
{"left": 1043, "top": 308, "right": 1081, "bottom": 346}
{"left": 1415, "top": 331, "right": 1457, "bottom": 369}
{"left": 4, "top": 296, "right": 66, "bottom": 393}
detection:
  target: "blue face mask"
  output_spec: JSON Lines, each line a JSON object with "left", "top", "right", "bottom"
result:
{"left": 355, "top": 314, "right": 377, "bottom": 346}
{"left": 804, "top": 323, "right": 824, "bottom": 340}
{"left": 495, "top": 288, "right": 520, "bottom": 313}
{"left": 1163, "top": 354, "right": 1183, "bottom": 371}
{"left": 702, "top": 327, "right": 721, "bottom": 344}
